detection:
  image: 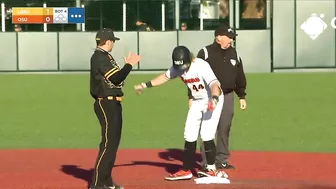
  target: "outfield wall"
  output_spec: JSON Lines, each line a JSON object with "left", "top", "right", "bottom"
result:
{"left": 273, "top": 1, "right": 336, "bottom": 70}
{"left": 0, "top": 30, "right": 271, "bottom": 73}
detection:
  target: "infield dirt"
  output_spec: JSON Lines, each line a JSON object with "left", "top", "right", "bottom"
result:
{"left": 1, "top": 149, "right": 336, "bottom": 189}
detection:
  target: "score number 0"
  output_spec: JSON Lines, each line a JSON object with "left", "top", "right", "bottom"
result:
{"left": 45, "top": 9, "right": 51, "bottom": 23}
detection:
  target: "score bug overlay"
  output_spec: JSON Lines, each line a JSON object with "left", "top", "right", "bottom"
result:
{"left": 12, "top": 7, "right": 85, "bottom": 24}
{"left": 12, "top": 8, "right": 44, "bottom": 24}
{"left": 68, "top": 7, "right": 85, "bottom": 24}
{"left": 43, "top": 8, "right": 53, "bottom": 24}
{"left": 53, "top": 8, "right": 68, "bottom": 24}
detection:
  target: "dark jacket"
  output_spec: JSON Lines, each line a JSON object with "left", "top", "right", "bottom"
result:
{"left": 90, "top": 48, "right": 133, "bottom": 98}
{"left": 188, "top": 42, "right": 247, "bottom": 99}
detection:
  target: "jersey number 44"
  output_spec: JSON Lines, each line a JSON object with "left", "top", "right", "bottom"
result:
{"left": 192, "top": 84, "right": 205, "bottom": 91}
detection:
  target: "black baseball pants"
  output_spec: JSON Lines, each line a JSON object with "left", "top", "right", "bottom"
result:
{"left": 91, "top": 97, "right": 122, "bottom": 187}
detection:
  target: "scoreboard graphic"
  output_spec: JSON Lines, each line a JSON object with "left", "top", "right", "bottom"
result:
{"left": 12, "top": 7, "right": 85, "bottom": 24}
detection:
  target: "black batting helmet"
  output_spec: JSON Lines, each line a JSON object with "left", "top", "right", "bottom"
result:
{"left": 172, "top": 46, "right": 192, "bottom": 70}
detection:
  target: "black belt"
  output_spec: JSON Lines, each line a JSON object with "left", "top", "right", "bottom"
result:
{"left": 97, "top": 96, "right": 122, "bottom": 101}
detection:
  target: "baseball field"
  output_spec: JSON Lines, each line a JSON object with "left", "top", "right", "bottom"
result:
{"left": 1, "top": 72, "right": 336, "bottom": 189}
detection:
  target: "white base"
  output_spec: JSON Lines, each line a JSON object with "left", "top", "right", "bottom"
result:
{"left": 194, "top": 177, "right": 231, "bottom": 184}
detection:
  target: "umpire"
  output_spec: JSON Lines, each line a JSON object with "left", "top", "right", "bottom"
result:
{"left": 189, "top": 24, "right": 247, "bottom": 172}
{"left": 89, "top": 28, "right": 141, "bottom": 189}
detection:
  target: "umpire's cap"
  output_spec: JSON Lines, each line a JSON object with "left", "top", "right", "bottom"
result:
{"left": 214, "top": 24, "right": 238, "bottom": 39}
{"left": 96, "top": 28, "right": 120, "bottom": 42}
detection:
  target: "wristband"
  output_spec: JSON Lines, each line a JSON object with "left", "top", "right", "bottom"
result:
{"left": 212, "top": 95, "right": 219, "bottom": 103}
{"left": 140, "top": 83, "right": 147, "bottom": 88}
{"left": 145, "top": 81, "right": 153, "bottom": 88}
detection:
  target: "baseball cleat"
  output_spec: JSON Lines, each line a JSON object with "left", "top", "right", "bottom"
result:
{"left": 165, "top": 169, "right": 193, "bottom": 181}
{"left": 197, "top": 169, "right": 217, "bottom": 177}
{"left": 197, "top": 164, "right": 217, "bottom": 177}
{"left": 197, "top": 165, "right": 229, "bottom": 178}
{"left": 217, "top": 162, "right": 235, "bottom": 170}
{"left": 198, "top": 169, "right": 229, "bottom": 178}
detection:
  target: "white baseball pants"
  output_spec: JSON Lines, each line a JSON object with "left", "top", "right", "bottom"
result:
{"left": 184, "top": 94, "right": 224, "bottom": 142}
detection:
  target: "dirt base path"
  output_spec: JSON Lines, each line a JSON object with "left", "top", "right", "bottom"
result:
{"left": 1, "top": 149, "right": 335, "bottom": 189}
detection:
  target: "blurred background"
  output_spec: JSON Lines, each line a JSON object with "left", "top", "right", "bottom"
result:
{"left": 0, "top": 0, "right": 335, "bottom": 72}
{"left": 0, "top": 0, "right": 266, "bottom": 32}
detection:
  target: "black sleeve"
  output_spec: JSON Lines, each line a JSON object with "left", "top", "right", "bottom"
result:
{"left": 234, "top": 57, "right": 247, "bottom": 99}
{"left": 108, "top": 64, "right": 133, "bottom": 84}
{"left": 196, "top": 48, "right": 205, "bottom": 60}
{"left": 99, "top": 58, "right": 133, "bottom": 85}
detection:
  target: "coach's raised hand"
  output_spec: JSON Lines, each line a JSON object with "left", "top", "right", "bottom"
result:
{"left": 124, "top": 52, "right": 141, "bottom": 66}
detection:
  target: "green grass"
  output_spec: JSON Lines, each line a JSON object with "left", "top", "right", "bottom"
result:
{"left": 0, "top": 72, "right": 335, "bottom": 152}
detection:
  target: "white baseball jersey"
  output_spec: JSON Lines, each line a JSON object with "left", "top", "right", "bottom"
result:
{"left": 164, "top": 58, "right": 224, "bottom": 142}
{"left": 165, "top": 58, "right": 220, "bottom": 99}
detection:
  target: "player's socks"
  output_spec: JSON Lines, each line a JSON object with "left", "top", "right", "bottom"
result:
{"left": 203, "top": 140, "right": 216, "bottom": 166}
{"left": 181, "top": 141, "right": 196, "bottom": 171}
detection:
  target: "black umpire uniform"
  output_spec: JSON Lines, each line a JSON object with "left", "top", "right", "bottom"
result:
{"left": 189, "top": 24, "right": 247, "bottom": 170}
{"left": 89, "top": 28, "right": 132, "bottom": 189}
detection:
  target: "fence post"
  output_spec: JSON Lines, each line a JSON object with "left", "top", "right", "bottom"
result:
{"left": 200, "top": 3, "right": 203, "bottom": 30}
{"left": 175, "top": 0, "right": 179, "bottom": 30}
{"left": 1, "top": 2, "right": 5, "bottom": 32}
{"left": 123, "top": 1, "right": 126, "bottom": 31}
{"left": 161, "top": 1, "right": 165, "bottom": 31}
{"left": 81, "top": 4, "right": 85, "bottom": 31}
{"left": 43, "top": 3, "right": 47, "bottom": 32}
{"left": 76, "top": 0, "right": 81, "bottom": 31}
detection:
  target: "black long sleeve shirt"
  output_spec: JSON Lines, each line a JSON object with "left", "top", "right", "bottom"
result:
{"left": 188, "top": 42, "right": 247, "bottom": 99}
{"left": 90, "top": 48, "right": 133, "bottom": 98}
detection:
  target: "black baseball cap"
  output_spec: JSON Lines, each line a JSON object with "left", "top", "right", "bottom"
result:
{"left": 95, "top": 28, "right": 120, "bottom": 42}
{"left": 214, "top": 24, "right": 238, "bottom": 39}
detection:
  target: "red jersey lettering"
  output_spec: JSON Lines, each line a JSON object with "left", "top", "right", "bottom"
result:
{"left": 180, "top": 77, "right": 200, "bottom": 84}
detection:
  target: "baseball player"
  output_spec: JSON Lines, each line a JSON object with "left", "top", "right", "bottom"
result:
{"left": 134, "top": 46, "right": 227, "bottom": 181}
